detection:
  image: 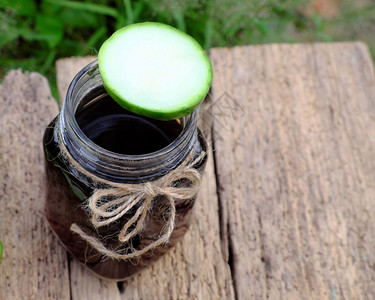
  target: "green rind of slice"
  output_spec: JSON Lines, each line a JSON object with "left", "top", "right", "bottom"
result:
{"left": 98, "top": 22, "right": 213, "bottom": 121}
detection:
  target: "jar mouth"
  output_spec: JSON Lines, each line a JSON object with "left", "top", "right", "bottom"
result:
{"left": 59, "top": 60, "right": 198, "bottom": 182}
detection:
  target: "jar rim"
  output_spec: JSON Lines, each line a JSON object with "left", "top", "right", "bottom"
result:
{"left": 62, "top": 59, "right": 197, "bottom": 162}
{"left": 59, "top": 60, "right": 199, "bottom": 182}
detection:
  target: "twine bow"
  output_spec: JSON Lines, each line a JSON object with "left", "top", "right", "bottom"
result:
{"left": 56, "top": 123, "right": 205, "bottom": 260}
{"left": 70, "top": 156, "right": 203, "bottom": 260}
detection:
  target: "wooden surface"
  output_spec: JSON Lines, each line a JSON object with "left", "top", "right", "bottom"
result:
{"left": 0, "top": 42, "right": 374, "bottom": 299}
{"left": 0, "top": 72, "right": 70, "bottom": 299}
{"left": 210, "top": 42, "right": 375, "bottom": 300}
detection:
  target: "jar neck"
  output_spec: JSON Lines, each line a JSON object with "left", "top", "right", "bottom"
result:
{"left": 59, "top": 60, "right": 198, "bottom": 183}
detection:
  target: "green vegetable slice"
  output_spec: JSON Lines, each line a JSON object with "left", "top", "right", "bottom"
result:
{"left": 98, "top": 22, "right": 213, "bottom": 120}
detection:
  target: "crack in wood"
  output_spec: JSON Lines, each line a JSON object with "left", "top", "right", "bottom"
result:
{"left": 257, "top": 212, "right": 270, "bottom": 299}
{"left": 212, "top": 146, "right": 227, "bottom": 260}
{"left": 117, "top": 281, "right": 125, "bottom": 294}
{"left": 227, "top": 223, "right": 238, "bottom": 300}
{"left": 211, "top": 125, "right": 238, "bottom": 300}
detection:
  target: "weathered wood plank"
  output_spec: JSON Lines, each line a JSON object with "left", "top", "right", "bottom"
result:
{"left": 210, "top": 42, "right": 375, "bottom": 299}
{"left": 3, "top": 42, "right": 372, "bottom": 299}
{"left": 56, "top": 57, "right": 235, "bottom": 300}
{"left": 0, "top": 71, "right": 70, "bottom": 300}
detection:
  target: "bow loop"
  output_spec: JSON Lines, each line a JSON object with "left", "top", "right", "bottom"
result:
{"left": 68, "top": 150, "right": 206, "bottom": 261}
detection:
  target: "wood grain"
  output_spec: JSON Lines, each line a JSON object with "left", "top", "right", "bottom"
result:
{"left": 2, "top": 42, "right": 374, "bottom": 299}
{"left": 0, "top": 71, "right": 69, "bottom": 300}
{"left": 56, "top": 57, "right": 235, "bottom": 300}
{"left": 210, "top": 42, "right": 375, "bottom": 299}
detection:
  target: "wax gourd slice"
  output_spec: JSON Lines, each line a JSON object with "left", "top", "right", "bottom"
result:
{"left": 98, "top": 22, "right": 213, "bottom": 120}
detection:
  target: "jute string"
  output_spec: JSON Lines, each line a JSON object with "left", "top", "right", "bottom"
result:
{"left": 57, "top": 127, "right": 204, "bottom": 260}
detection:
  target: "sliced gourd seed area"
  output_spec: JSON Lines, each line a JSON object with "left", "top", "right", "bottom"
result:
{"left": 98, "top": 22, "right": 213, "bottom": 121}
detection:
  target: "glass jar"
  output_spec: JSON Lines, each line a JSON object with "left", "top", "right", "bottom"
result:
{"left": 43, "top": 61, "right": 207, "bottom": 281}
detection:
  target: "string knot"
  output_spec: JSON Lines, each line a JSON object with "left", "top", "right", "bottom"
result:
{"left": 57, "top": 124, "right": 206, "bottom": 261}
{"left": 144, "top": 182, "right": 159, "bottom": 198}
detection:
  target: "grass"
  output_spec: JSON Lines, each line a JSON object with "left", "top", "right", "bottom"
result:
{"left": 0, "top": 0, "right": 374, "bottom": 99}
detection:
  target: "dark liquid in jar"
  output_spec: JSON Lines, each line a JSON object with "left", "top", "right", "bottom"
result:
{"left": 43, "top": 90, "right": 206, "bottom": 280}
{"left": 75, "top": 92, "right": 182, "bottom": 155}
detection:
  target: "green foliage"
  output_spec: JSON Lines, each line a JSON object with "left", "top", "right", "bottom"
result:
{"left": 0, "top": 0, "right": 374, "bottom": 100}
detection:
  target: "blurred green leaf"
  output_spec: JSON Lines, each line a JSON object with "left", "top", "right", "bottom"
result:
{"left": 204, "top": 19, "right": 213, "bottom": 50}
{"left": 0, "top": 57, "right": 39, "bottom": 69}
{"left": 35, "top": 14, "right": 64, "bottom": 48}
{"left": 132, "top": 1, "right": 144, "bottom": 22}
{"left": 0, "top": 0, "right": 36, "bottom": 16}
{"left": 59, "top": 38, "right": 85, "bottom": 56}
{"left": 18, "top": 15, "right": 64, "bottom": 49}
{"left": 173, "top": 9, "right": 186, "bottom": 32}
{"left": 59, "top": 9, "right": 100, "bottom": 28}
{"left": 45, "top": 0, "right": 119, "bottom": 18}
{"left": 0, "top": 25, "right": 20, "bottom": 48}
{"left": 123, "top": 0, "right": 134, "bottom": 24}
{"left": 86, "top": 27, "right": 107, "bottom": 49}
{"left": 254, "top": 18, "right": 270, "bottom": 36}
{"left": 40, "top": 49, "right": 57, "bottom": 73}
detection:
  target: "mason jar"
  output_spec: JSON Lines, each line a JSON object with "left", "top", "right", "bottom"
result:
{"left": 43, "top": 60, "right": 207, "bottom": 281}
